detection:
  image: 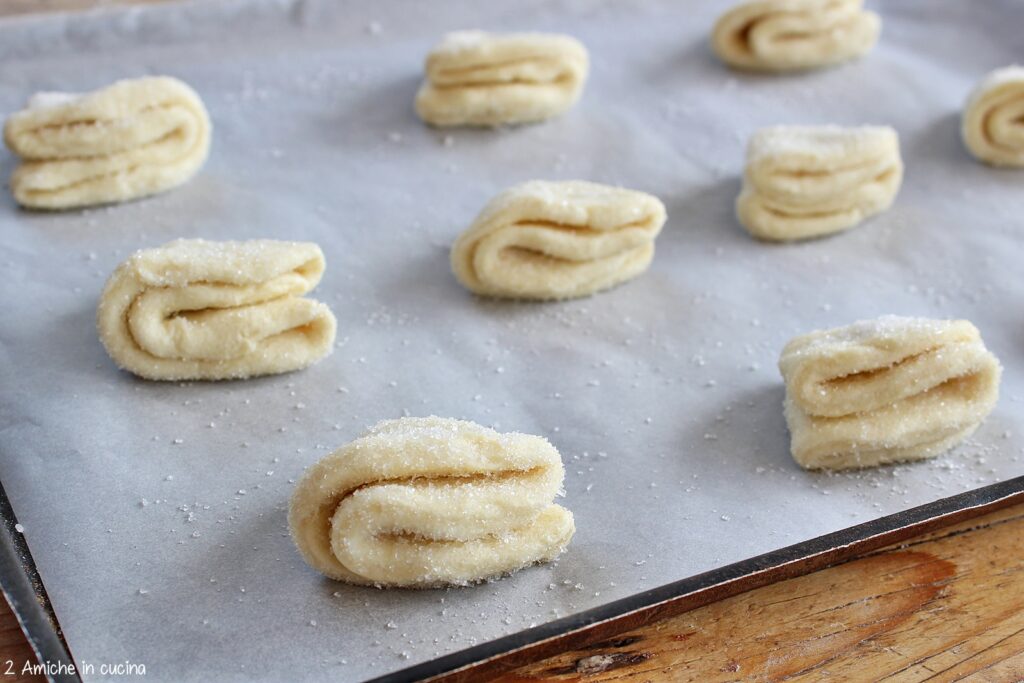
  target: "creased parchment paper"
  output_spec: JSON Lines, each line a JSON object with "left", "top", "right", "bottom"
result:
{"left": 0, "top": 1, "right": 1021, "bottom": 680}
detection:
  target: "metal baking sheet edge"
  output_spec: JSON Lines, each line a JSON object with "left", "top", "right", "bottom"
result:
{"left": 0, "top": 479, "right": 76, "bottom": 683}
{"left": 2, "top": 474, "right": 1022, "bottom": 683}
{"left": 384, "top": 474, "right": 1024, "bottom": 682}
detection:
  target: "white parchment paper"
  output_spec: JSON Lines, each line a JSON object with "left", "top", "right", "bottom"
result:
{"left": 0, "top": 0, "right": 1022, "bottom": 680}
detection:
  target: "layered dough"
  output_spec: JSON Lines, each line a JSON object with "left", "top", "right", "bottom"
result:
{"left": 3, "top": 76, "right": 211, "bottom": 209}
{"left": 962, "top": 66, "right": 1024, "bottom": 167}
{"left": 288, "top": 417, "right": 575, "bottom": 587}
{"left": 779, "top": 316, "right": 1002, "bottom": 470}
{"left": 451, "top": 180, "right": 666, "bottom": 300}
{"left": 415, "top": 31, "right": 589, "bottom": 127}
{"left": 712, "top": 0, "right": 880, "bottom": 72}
{"left": 738, "top": 125, "right": 903, "bottom": 241}
{"left": 97, "top": 239, "right": 336, "bottom": 381}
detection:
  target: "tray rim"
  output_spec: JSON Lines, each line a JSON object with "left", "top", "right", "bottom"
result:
{"left": 372, "top": 474, "right": 1024, "bottom": 682}
{"left": 3, "top": 474, "right": 1021, "bottom": 683}
{"left": 0, "top": 479, "right": 77, "bottom": 683}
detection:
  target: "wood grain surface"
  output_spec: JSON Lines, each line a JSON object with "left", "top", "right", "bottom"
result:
{"left": 1, "top": 503, "right": 1023, "bottom": 681}
{"left": 499, "top": 503, "right": 1024, "bottom": 682}
{"left": 1, "top": 2, "right": 1022, "bottom": 682}
{"left": 0, "top": 601, "right": 43, "bottom": 683}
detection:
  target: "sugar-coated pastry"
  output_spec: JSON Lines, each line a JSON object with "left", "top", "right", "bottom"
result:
{"left": 288, "top": 417, "right": 574, "bottom": 587}
{"left": 97, "top": 239, "right": 336, "bottom": 381}
{"left": 451, "top": 180, "right": 666, "bottom": 300}
{"left": 779, "top": 316, "right": 1001, "bottom": 470}
{"left": 3, "top": 76, "right": 211, "bottom": 210}
{"left": 962, "top": 65, "right": 1024, "bottom": 167}
{"left": 737, "top": 125, "right": 902, "bottom": 241}
{"left": 415, "top": 31, "right": 589, "bottom": 127}
{"left": 712, "top": 0, "right": 879, "bottom": 72}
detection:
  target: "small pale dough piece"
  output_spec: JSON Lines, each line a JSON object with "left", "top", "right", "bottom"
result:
{"left": 451, "top": 180, "right": 666, "bottom": 300}
{"left": 415, "top": 31, "right": 589, "bottom": 127}
{"left": 737, "top": 125, "right": 903, "bottom": 241}
{"left": 712, "top": 0, "right": 879, "bottom": 72}
{"left": 779, "top": 316, "right": 1001, "bottom": 470}
{"left": 962, "top": 65, "right": 1024, "bottom": 168}
{"left": 712, "top": 0, "right": 879, "bottom": 73}
{"left": 97, "top": 239, "right": 336, "bottom": 381}
{"left": 3, "top": 76, "right": 211, "bottom": 210}
{"left": 288, "top": 416, "right": 575, "bottom": 587}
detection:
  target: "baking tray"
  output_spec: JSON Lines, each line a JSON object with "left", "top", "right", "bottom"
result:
{"left": 0, "top": 0, "right": 1022, "bottom": 681}
{"left": 2, "top": 477, "right": 1023, "bottom": 682}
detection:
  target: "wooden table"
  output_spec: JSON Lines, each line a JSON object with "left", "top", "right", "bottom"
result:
{"left": 2, "top": 2, "right": 1023, "bottom": 681}
{"left": 2, "top": 504, "right": 1022, "bottom": 681}
{"left": 500, "top": 504, "right": 1024, "bottom": 682}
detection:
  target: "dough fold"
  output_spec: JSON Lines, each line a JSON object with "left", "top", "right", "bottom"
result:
{"left": 3, "top": 76, "right": 211, "bottom": 209}
{"left": 288, "top": 416, "right": 575, "bottom": 587}
{"left": 97, "top": 239, "right": 336, "bottom": 380}
{"left": 415, "top": 31, "right": 589, "bottom": 127}
{"left": 779, "top": 316, "right": 1001, "bottom": 470}
{"left": 962, "top": 66, "right": 1024, "bottom": 167}
{"left": 451, "top": 180, "right": 666, "bottom": 300}
{"left": 737, "top": 125, "right": 902, "bottom": 241}
{"left": 712, "top": 0, "right": 879, "bottom": 72}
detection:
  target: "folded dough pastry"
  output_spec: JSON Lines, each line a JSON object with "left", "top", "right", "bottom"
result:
{"left": 451, "top": 180, "right": 666, "bottom": 300}
{"left": 415, "top": 30, "right": 589, "bottom": 127}
{"left": 779, "top": 316, "right": 1002, "bottom": 470}
{"left": 712, "top": 0, "right": 880, "bottom": 72}
{"left": 962, "top": 66, "right": 1024, "bottom": 168}
{"left": 737, "top": 125, "right": 903, "bottom": 241}
{"left": 288, "top": 416, "right": 575, "bottom": 587}
{"left": 3, "top": 76, "right": 211, "bottom": 210}
{"left": 97, "top": 239, "right": 336, "bottom": 381}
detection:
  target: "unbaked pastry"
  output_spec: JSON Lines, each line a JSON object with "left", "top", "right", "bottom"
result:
{"left": 962, "top": 66, "right": 1024, "bottom": 168}
{"left": 779, "top": 316, "right": 1001, "bottom": 470}
{"left": 97, "top": 239, "right": 336, "bottom": 381}
{"left": 3, "top": 76, "right": 211, "bottom": 210}
{"left": 451, "top": 180, "right": 666, "bottom": 300}
{"left": 712, "top": 0, "right": 880, "bottom": 72}
{"left": 737, "top": 125, "right": 902, "bottom": 241}
{"left": 415, "top": 31, "right": 589, "bottom": 127}
{"left": 288, "top": 416, "right": 574, "bottom": 587}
